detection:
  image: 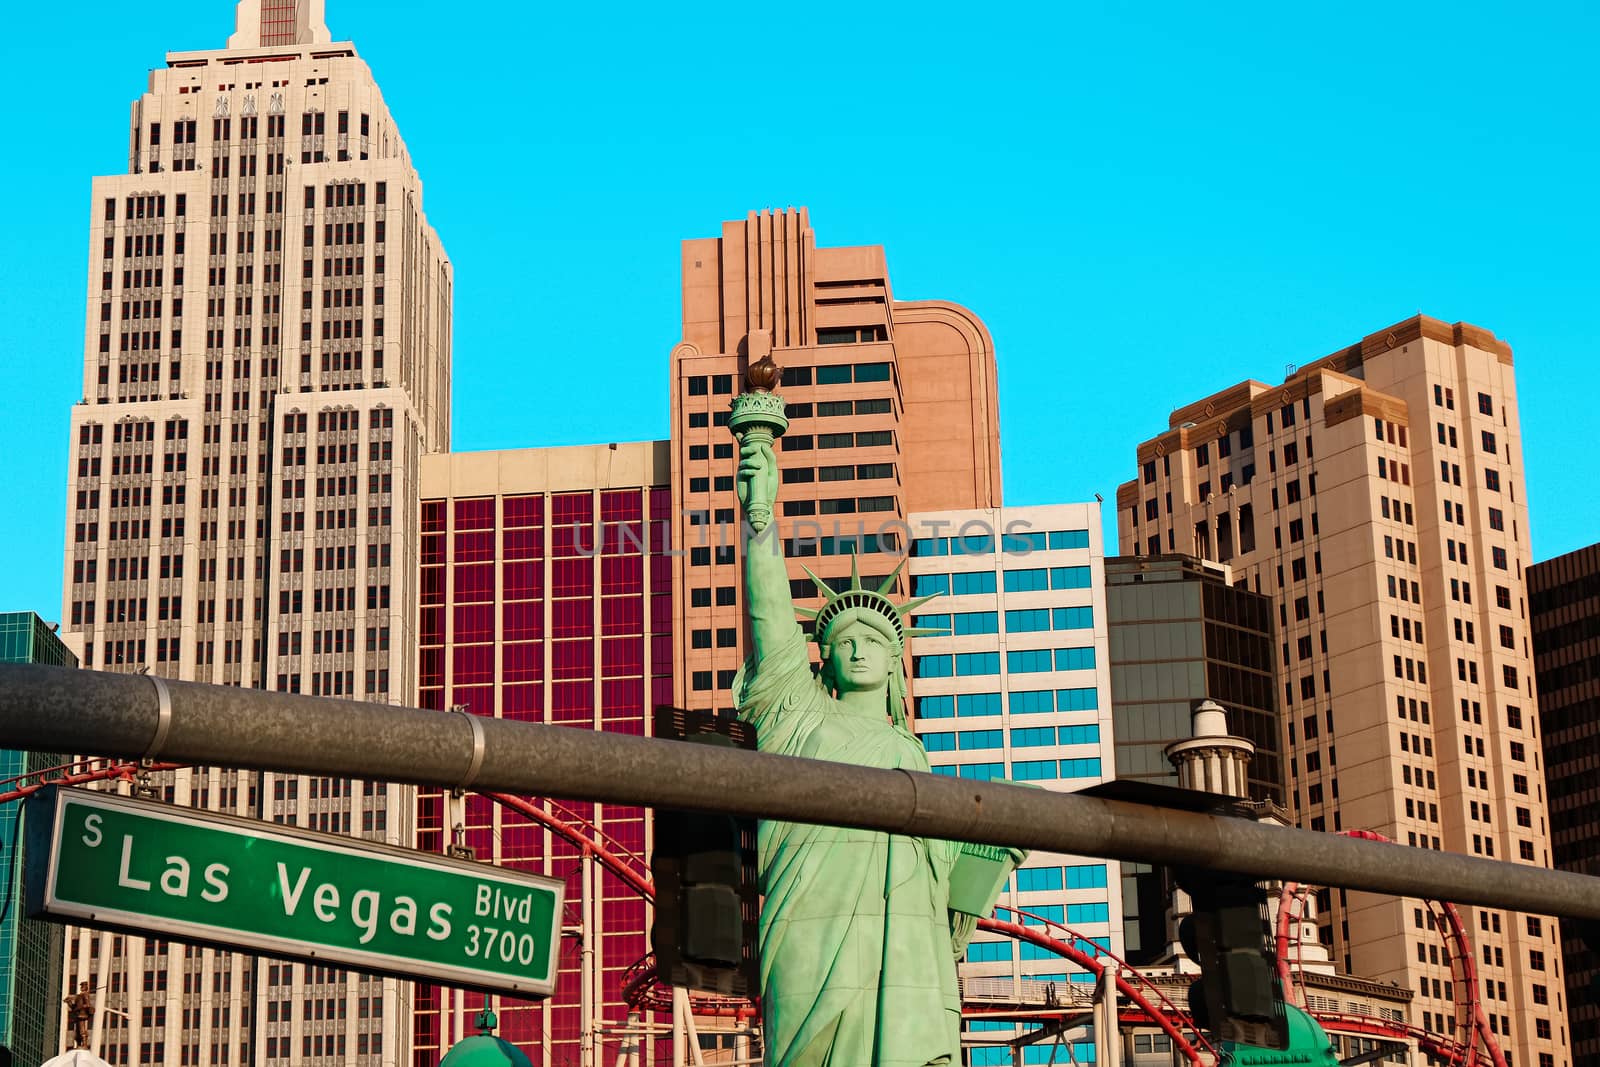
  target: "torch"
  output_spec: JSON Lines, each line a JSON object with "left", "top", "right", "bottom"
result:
{"left": 727, "top": 350, "right": 788, "bottom": 533}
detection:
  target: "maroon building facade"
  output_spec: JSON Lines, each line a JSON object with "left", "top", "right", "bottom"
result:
{"left": 412, "top": 443, "right": 673, "bottom": 1065}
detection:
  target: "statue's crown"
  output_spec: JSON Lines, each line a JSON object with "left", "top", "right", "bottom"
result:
{"left": 797, "top": 556, "right": 945, "bottom": 650}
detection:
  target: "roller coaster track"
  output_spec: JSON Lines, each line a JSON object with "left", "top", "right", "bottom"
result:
{"left": 1274, "top": 828, "right": 1507, "bottom": 1067}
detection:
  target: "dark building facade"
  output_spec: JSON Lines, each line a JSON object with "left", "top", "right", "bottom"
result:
{"left": 1529, "top": 542, "right": 1600, "bottom": 1063}
{"left": 1104, "top": 555, "right": 1278, "bottom": 965}
{"left": 0, "top": 611, "right": 75, "bottom": 1067}
{"left": 1105, "top": 555, "right": 1281, "bottom": 799}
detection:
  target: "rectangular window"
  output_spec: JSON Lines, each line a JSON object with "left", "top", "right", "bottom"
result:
{"left": 966, "top": 941, "right": 1013, "bottom": 963}
{"left": 1060, "top": 757, "right": 1103, "bottom": 779}
{"left": 915, "top": 695, "right": 954, "bottom": 719}
{"left": 1005, "top": 608, "right": 1051, "bottom": 632}
{"left": 958, "top": 729, "right": 1004, "bottom": 750}
{"left": 1006, "top": 649, "right": 1054, "bottom": 674}
{"left": 951, "top": 572, "right": 998, "bottom": 595}
{"left": 1009, "top": 690, "right": 1054, "bottom": 714}
{"left": 1053, "top": 606, "right": 1093, "bottom": 630}
{"left": 957, "top": 693, "right": 1003, "bottom": 717}
{"left": 953, "top": 611, "right": 999, "bottom": 635}
{"left": 1055, "top": 646, "right": 1096, "bottom": 671}
{"left": 1049, "top": 530, "right": 1090, "bottom": 550}
{"left": 913, "top": 655, "right": 952, "bottom": 678}
{"left": 1016, "top": 867, "right": 1064, "bottom": 893}
{"left": 1050, "top": 566, "right": 1091, "bottom": 590}
{"left": 1056, "top": 687, "right": 1098, "bottom": 711}
{"left": 1058, "top": 723, "right": 1100, "bottom": 746}
{"left": 956, "top": 652, "right": 1001, "bottom": 676}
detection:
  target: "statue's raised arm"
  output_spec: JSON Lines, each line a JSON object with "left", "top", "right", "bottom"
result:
{"left": 734, "top": 434, "right": 804, "bottom": 664}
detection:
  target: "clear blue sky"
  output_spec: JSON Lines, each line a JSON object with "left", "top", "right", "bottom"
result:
{"left": 3, "top": 0, "right": 1596, "bottom": 623}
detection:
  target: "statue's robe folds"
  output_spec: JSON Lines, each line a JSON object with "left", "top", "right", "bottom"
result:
{"left": 736, "top": 631, "right": 961, "bottom": 1067}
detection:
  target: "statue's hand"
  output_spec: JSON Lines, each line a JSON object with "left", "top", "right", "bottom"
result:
{"left": 736, "top": 438, "right": 778, "bottom": 516}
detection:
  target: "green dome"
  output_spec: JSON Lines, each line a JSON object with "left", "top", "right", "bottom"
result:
{"left": 439, "top": 1009, "right": 532, "bottom": 1067}
{"left": 439, "top": 1034, "right": 533, "bottom": 1067}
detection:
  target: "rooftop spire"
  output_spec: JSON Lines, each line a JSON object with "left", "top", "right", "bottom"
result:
{"left": 228, "top": 0, "right": 331, "bottom": 48}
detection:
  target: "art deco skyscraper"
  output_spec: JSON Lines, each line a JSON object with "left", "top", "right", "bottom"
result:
{"left": 669, "top": 208, "right": 1002, "bottom": 714}
{"left": 57, "top": 2, "right": 450, "bottom": 1063}
{"left": 1115, "top": 316, "right": 1566, "bottom": 1067}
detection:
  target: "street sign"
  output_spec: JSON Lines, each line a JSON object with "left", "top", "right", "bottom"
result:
{"left": 25, "top": 786, "right": 564, "bottom": 997}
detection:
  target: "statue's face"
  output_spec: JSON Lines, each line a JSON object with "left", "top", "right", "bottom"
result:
{"left": 828, "top": 621, "right": 892, "bottom": 692}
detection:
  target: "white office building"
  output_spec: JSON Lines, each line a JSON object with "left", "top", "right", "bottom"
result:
{"left": 906, "top": 503, "right": 1120, "bottom": 1003}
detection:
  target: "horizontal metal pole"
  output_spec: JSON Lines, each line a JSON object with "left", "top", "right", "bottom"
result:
{"left": 4, "top": 662, "right": 1599, "bottom": 922}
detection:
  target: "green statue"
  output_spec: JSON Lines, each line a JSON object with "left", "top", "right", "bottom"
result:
{"left": 728, "top": 359, "right": 1021, "bottom": 1067}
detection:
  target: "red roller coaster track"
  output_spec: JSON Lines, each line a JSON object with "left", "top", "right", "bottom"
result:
{"left": 1274, "top": 829, "right": 1507, "bottom": 1067}
{"left": 0, "top": 763, "right": 1513, "bottom": 1065}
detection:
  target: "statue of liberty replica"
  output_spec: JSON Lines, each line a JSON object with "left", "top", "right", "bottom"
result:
{"left": 728, "top": 353, "right": 1022, "bottom": 1066}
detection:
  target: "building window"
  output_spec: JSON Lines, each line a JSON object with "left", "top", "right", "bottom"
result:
{"left": 958, "top": 693, "right": 1002, "bottom": 717}
{"left": 955, "top": 652, "right": 1001, "bottom": 676}
{"left": 1060, "top": 757, "right": 1102, "bottom": 779}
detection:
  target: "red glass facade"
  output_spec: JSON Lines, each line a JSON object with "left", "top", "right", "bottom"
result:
{"left": 414, "top": 484, "right": 672, "bottom": 1065}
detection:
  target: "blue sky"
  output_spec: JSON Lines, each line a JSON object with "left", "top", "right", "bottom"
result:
{"left": 3, "top": 0, "right": 1596, "bottom": 622}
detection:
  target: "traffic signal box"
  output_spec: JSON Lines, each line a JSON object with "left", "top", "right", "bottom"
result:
{"left": 1174, "top": 866, "right": 1289, "bottom": 1050}
{"left": 649, "top": 707, "right": 761, "bottom": 997}
{"left": 1080, "top": 781, "right": 1292, "bottom": 1050}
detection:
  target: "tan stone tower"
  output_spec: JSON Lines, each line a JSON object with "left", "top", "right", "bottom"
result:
{"left": 58, "top": 1, "right": 450, "bottom": 1062}
{"left": 1117, "top": 317, "right": 1565, "bottom": 1067}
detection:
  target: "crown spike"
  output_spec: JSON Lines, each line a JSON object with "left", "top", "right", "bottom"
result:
{"left": 849, "top": 553, "right": 861, "bottom": 591}
{"left": 796, "top": 607, "right": 820, "bottom": 620}
{"left": 904, "top": 626, "right": 947, "bottom": 639}
{"left": 876, "top": 559, "right": 907, "bottom": 595}
{"left": 799, "top": 565, "right": 835, "bottom": 599}
{"left": 896, "top": 593, "right": 943, "bottom": 618}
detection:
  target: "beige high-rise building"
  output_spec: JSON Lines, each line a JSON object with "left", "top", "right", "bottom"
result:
{"left": 57, "top": 1, "right": 450, "bottom": 1063}
{"left": 1115, "top": 315, "right": 1566, "bottom": 1067}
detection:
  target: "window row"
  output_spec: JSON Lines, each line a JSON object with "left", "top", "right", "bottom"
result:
{"left": 912, "top": 646, "right": 1096, "bottom": 678}
{"left": 915, "top": 687, "right": 1099, "bottom": 719}
{"left": 933, "top": 758, "right": 1102, "bottom": 782}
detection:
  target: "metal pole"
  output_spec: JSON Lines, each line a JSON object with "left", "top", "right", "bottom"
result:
{"left": 582, "top": 850, "right": 597, "bottom": 1067}
{"left": 1097, "top": 961, "right": 1120, "bottom": 1067}
{"left": 671, "top": 988, "right": 689, "bottom": 1067}
{"left": 4, "top": 663, "right": 1600, "bottom": 920}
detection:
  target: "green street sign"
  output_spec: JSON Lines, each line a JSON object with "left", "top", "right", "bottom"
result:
{"left": 25, "top": 786, "right": 564, "bottom": 997}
